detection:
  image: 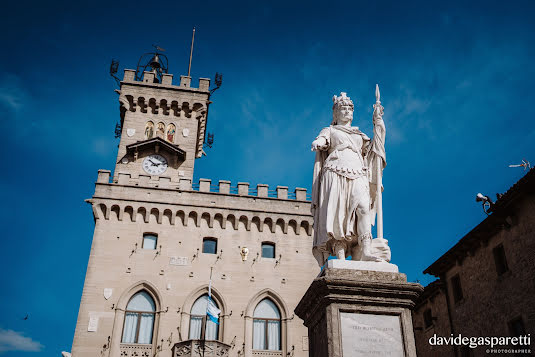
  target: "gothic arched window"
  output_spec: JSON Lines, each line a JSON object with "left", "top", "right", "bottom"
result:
{"left": 121, "top": 291, "right": 156, "bottom": 344}
{"left": 253, "top": 298, "right": 281, "bottom": 351}
{"left": 145, "top": 121, "right": 154, "bottom": 139}
{"left": 189, "top": 294, "right": 219, "bottom": 340}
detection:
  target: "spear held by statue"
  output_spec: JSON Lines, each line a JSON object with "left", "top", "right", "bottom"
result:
{"left": 373, "top": 84, "right": 385, "bottom": 239}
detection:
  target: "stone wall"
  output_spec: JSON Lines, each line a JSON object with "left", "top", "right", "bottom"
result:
{"left": 412, "top": 282, "right": 453, "bottom": 357}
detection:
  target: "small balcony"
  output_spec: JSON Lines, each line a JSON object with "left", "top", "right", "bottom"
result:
{"left": 252, "top": 351, "right": 283, "bottom": 356}
{"left": 172, "top": 340, "right": 231, "bottom": 357}
{"left": 119, "top": 343, "right": 153, "bottom": 356}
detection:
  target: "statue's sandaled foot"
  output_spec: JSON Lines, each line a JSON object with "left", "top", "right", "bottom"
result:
{"left": 361, "top": 251, "right": 385, "bottom": 262}
{"left": 359, "top": 233, "right": 385, "bottom": 262}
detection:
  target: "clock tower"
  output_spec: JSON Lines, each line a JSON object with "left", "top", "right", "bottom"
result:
{"left": 113, "top": 53, "right": 213, "bottom": 188}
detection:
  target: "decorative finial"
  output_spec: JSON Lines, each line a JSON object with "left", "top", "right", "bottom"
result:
{"left": 375, "top": 84, "right": 380, "bottom": 104}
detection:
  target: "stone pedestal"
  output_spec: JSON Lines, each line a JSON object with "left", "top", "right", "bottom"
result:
{"left": 295, "top": 267, "right": 423, "bottom": 357}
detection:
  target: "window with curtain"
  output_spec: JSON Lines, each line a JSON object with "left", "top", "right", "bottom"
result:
{"left": 202, "top": 238, "right": 217, "bottom": 254}
{"left": 143, "top": 234, "right": 157, "bottom": 250}
{"left": 253, "top": 298, "right": 281, "bottom": 351}
{"left": 261, "top": 242, "right": 275, "bottom": 258}
{"left": 121, "top": 291, "right": 156, "bottom": 344}
{"left": 189, "top": 294, "right": 219, "bottom": 340}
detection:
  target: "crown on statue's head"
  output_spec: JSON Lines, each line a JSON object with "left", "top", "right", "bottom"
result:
{"left": 332, "top": 92, "right": 354, "bottom": 111}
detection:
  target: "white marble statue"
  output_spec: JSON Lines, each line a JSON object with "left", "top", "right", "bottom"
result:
{"left": 311, "top": 88, "right": 390, "bottom": 266}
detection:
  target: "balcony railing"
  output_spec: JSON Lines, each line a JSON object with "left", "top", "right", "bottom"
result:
{"left": 119, "top": 343, "right": 152, "bottom": 356}
{"left": 172, "top": 340, "right": 231, "bottom": 357}
{"left": 252, "top": 350, "right": 283, "bottom": 356}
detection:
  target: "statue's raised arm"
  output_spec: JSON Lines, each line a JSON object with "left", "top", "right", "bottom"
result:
{"left": 311, "top": 89, "right": 391, "bottom": 267}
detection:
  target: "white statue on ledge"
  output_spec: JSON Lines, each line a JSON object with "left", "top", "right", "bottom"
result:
{"left": 311, "top": 87, "right": 391, "bottom": 267}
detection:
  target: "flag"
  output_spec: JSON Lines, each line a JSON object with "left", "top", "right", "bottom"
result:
{"left": 207, "top": 297, "right": 220, "bottom": 324}
{"left": 207, "top": 273, "right": 221, "bottom": 324}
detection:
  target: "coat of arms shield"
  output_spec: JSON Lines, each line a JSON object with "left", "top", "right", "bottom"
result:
{"left": 103, "top": 288, "right": 113, "bottom": 300}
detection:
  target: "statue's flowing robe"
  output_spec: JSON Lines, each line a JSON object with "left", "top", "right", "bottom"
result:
{"left": 311, "top": 122, "right": 386, "bottom": 265}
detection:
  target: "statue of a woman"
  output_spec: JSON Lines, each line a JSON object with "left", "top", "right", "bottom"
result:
{"left": 311, "top": 92, "right": 388, "bottom": 266}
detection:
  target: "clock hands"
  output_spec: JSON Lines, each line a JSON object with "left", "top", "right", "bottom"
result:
{"left": 148, "top": 159, "right": 164, "bottom": 166}
{"left": 145, "top": 157, "right": 167, "bottom": 175}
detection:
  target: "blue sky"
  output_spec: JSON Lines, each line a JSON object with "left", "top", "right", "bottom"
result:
{"left": 1, "top": 0, "right": 534, "bottom": 355}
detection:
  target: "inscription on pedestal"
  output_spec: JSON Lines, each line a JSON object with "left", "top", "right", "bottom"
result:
{"left": 340, "top": 312, "right": 404, "bottom": 357}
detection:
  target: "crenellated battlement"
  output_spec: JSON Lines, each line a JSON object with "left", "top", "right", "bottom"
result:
{"left": 93, "top": 170, "right": 313, "bottom": 235}
{"left": 97, "top": 170, "right": 311, "bottom": 201}
{"left": 122, "top": 69, "right": 211, "bottom": 92}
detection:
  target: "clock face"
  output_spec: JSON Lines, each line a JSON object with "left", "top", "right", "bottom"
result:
{"left": 142, "top": 154, "right": 168, "bottom": 175}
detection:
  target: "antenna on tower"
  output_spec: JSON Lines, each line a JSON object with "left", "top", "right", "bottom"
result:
{"left": 509, "top": 159, "right": 531, "bottom": 170}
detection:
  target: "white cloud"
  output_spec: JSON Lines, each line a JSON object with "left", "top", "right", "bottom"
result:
{"left": 0, "top": 328, "right": 43, "bottom": 353}
{"left": 0, "top": 74, "right": 27, "bottom": 113}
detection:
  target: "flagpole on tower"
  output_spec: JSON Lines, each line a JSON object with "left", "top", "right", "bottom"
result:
{"left": 207, "top": 267, "right": 220, "bottom": 324}
{"left": 188, "top": 27, "right": 196, "bottom": 77}
{"left": 208, "top": 266, "right": 213, "bottom": 296}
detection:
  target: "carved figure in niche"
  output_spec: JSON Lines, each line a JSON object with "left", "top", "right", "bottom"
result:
{"left": 156, "top": 122, "right": 165, "bottom": 138}
{"left": 145, "top": 121, "right": 154, "bottom": 139}
{"left": 311, "top": 91, "right": 388, "bottom": 266}
{"left": 166, "top": 124, "right": 176, "bottom": 143}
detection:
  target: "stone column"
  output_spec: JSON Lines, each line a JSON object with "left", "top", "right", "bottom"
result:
{"left": 243, "top": 315, "right": 253, "bottom": 356}
{"left": 109, "top": 309, "right": 125, "bottom": 357}
{"left": 295, "top": 264, "right": 423, "bottom": 357}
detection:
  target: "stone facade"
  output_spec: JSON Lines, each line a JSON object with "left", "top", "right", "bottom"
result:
{"left": 413, "top": 169, "right": 535, "bottom": 356}
{"left": 70, "top": 67, "right": 320, "bottom": 357}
